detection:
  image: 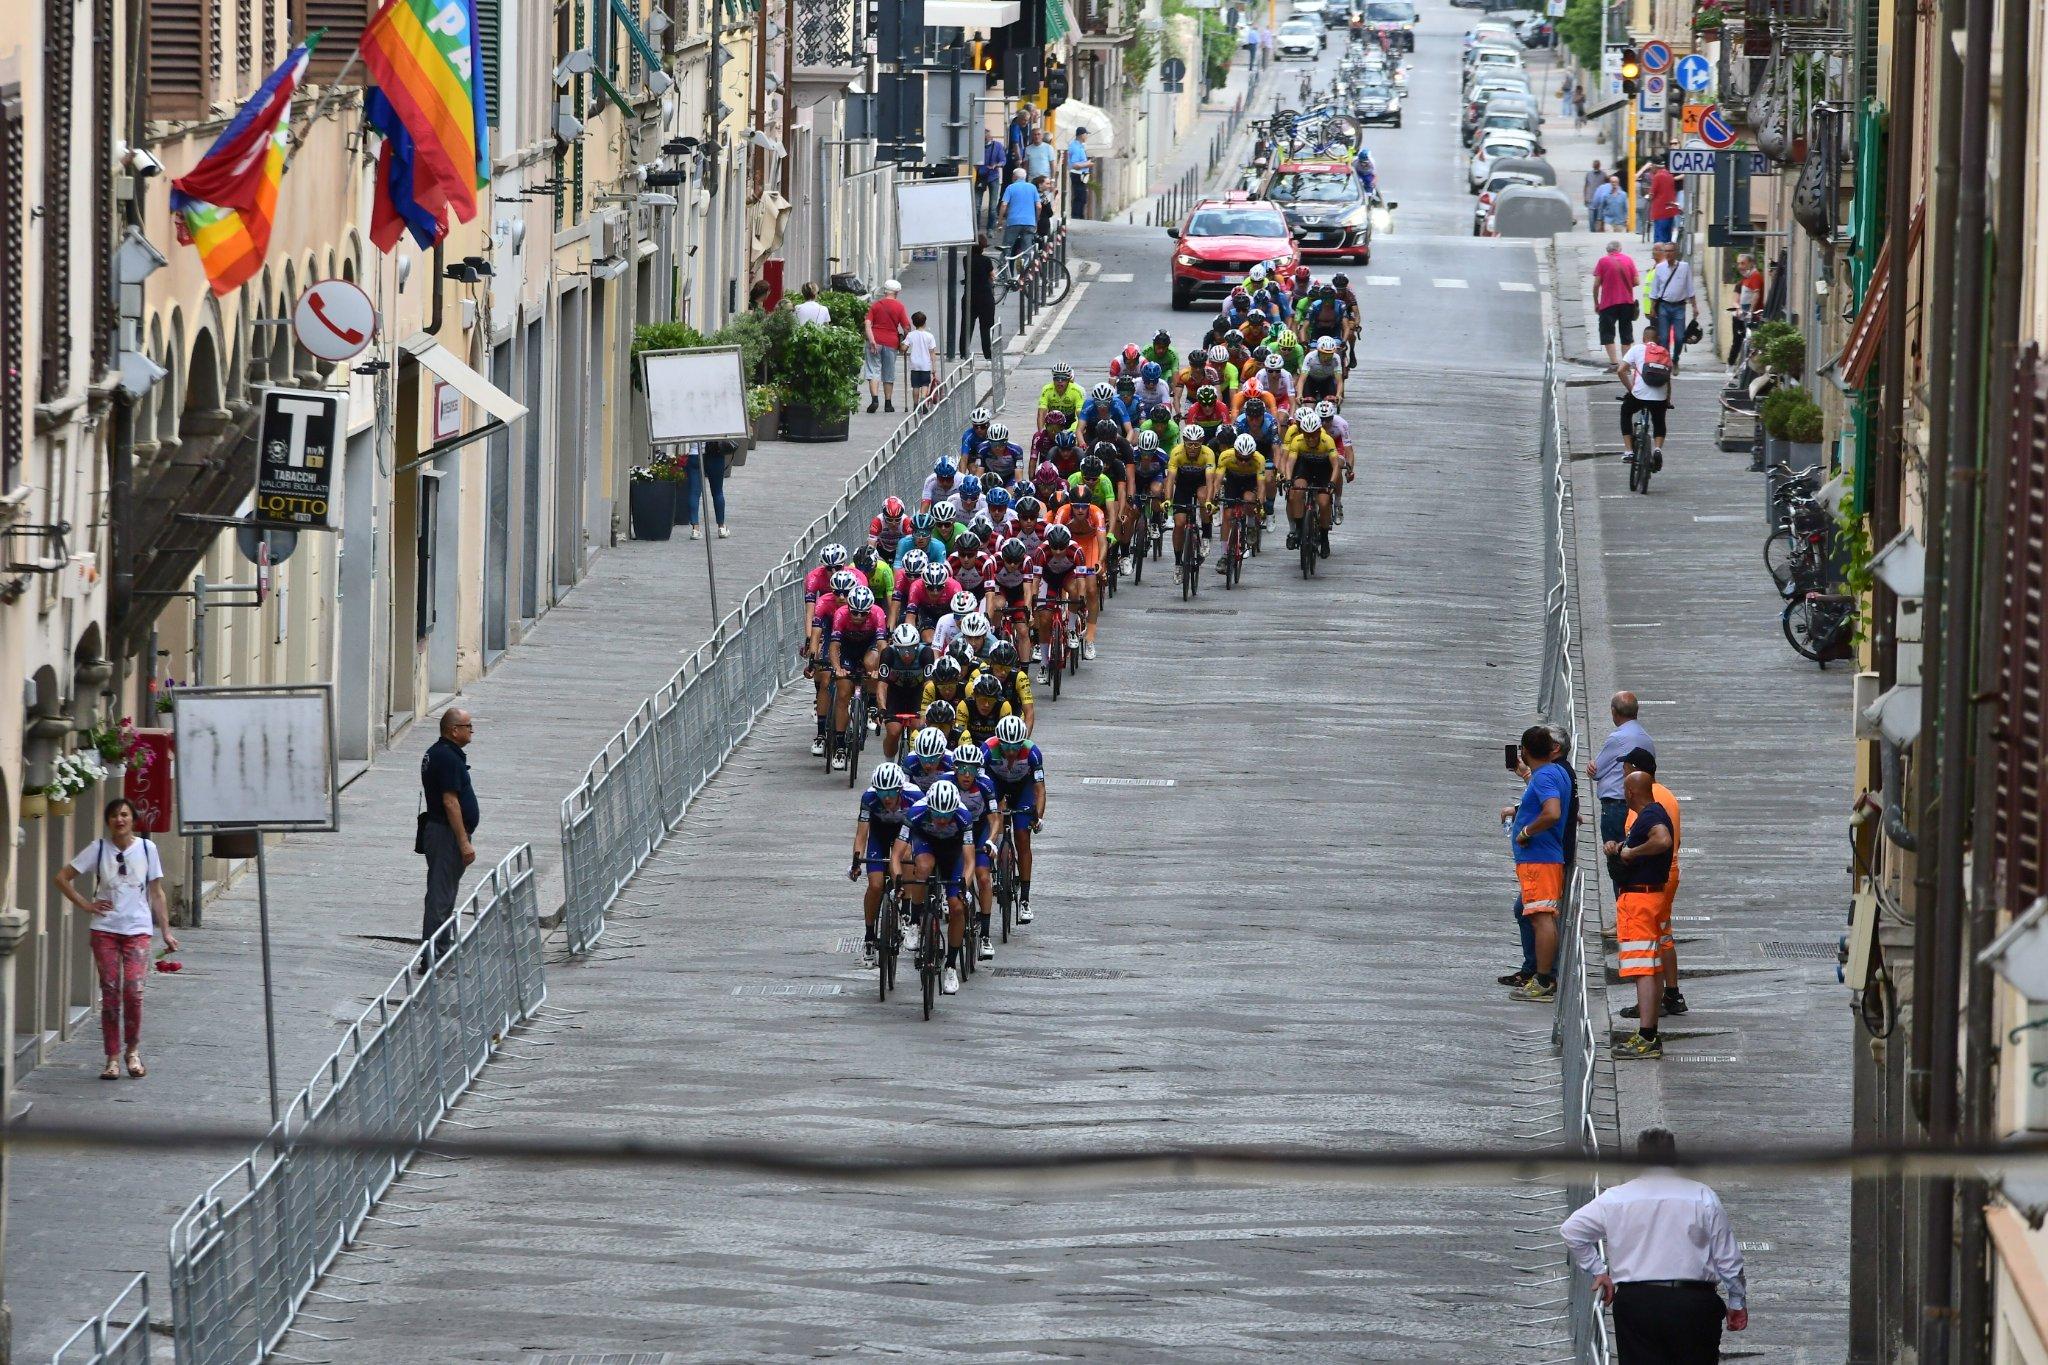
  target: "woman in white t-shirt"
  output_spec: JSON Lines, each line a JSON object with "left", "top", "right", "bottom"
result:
{"left": 55, "top": 797, "right": 175, "bottom": 1079}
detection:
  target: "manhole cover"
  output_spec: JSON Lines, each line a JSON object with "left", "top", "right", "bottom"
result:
{"left": 1760, "top": 941, "right": 1838, "bottom": 961}
{"left": 730, "top": 983, "right": 844, "bottom": 997}
{"left": 990, "top": 966, "right": 1130, "bottom": 980}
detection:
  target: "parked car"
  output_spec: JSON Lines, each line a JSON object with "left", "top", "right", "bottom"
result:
{"left": 1167, "top": 196, "right": 1301, "bottom": 309}
{"left": 1353, "top": 77, "right": 1403, "bottom": 127}
{"left": 1461, "top": 78, "right": 1535, "bottom": 142}
{"left": 1491, "top": 154, "right": 1558, "bottom": 185}
{"left": 1463, "top": 19, "right": 1519, "bottom": 46}
{"left": 1468, "top": 128, "right": 1538, "bottom": 192}
{"left": 1488, "top": 183, "right": 1577, "bottom": 237}
{"left": 1463, "top": 47, "right": 1526, "bottom": 86}
{"left": 1360, "top": 0, "right": 1418, "bottom": 49}
{"left": 1266, "top": 161, "right": 1382, "bottom": 262}
{"left": 1464, "top": 89, "right": 1540, "bottom": 143}
{"left": 1473, "top": 169, "right": 1548, "bottom": 234}
{"left": 1277, "top": 15, "right": 1325, "bottom": 56}
{"left": 1322, "top": 0, "right": 1355, "bottom": 26}
{"left": 1476, "top": 108, "right": 1544, "bottom": 151}
{"left": 1290, "top": 0, "right": 1331, "bottom": 21}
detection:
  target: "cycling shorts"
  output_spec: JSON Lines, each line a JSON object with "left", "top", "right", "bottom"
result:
{"left": 1293, "top": 453, "right": 1334, "bottom": 488}
{"left": 994, "top": 778, "right": 1038, "bottom": 825}
{"left": 879, "top": 678, "right": 923, "bottom": 716}
{"left": 908, "top": 834, "right": 968, "bottom": 888}
{"left": 1171, "top": 473, "right": 1208, "bottom": 505}
{"left": 1301, "top": 372, "right": 1339, "bottom": 401}
{"left": 863, "top": 824, "right": 903, "bottom": 871}
{"left": 1221, "top": 472, "right": 1260, "bottom": 501}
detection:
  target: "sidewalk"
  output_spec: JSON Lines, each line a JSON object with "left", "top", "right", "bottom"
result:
{"left": 1552, "top": 232, "right": 1853, "bottom": 1350}
{"left": 5, "top": 388, "right": 960, "bottom": 1359}
{"left": 1116, "top": 53, "right": 1270, "bottom": 226}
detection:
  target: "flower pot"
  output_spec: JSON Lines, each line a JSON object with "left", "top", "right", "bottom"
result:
{"left": 628, "top": 480, "right": 680, "bottom": 541}
{"left": 1790, "top": 439, "right": 1825, "bottom": 468}
{"left": 751, "top": 408, "right": 780, "bottom": 445}
{"left": 778, "top": 403, "right": 851, "bottom": 443}
{"left": 1764, "top": 432, "right": 1790, "bottom": 467}
{"left": 48, "top": 795, "right": 75, "bottom": 817}
{"left": 20, "top": 792, "right": 47, "bottom": 820}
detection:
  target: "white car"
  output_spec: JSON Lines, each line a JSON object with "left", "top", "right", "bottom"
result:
{"left": 1468, "top": 129, "right": 1538, "bottom": 192}
{"left": 1291, "top": 0, "right": 1331, "bottom": 20}
{"left": 1277, "top": 17, "right": 1324, "bottom": 56}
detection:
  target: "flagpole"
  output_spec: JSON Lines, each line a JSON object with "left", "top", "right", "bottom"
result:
{"left": 282, "top": 35, "right": 363, "bottom": 175}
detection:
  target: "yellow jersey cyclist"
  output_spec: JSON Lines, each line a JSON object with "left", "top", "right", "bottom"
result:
{"left": 1166, "top": 424, "right": 1218, "bottom": 563}
{"left": 970, "top": 640, "right": 1036, "bottom": 732}
{"left": 1284, "top": 410, "right": 1340, "bottom": 559}
{"left": 1037, "top": 361, "right": 1082, "bottom": 431}
{"left": 1214, "top": 433, "right": 1266, "bottom": 572}
{"left": 959, "top": 672, "right": 1015, "bottom": 744}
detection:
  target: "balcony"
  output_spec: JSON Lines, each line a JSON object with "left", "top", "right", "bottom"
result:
{"left": 794, "top": 0, "right": 860, "bottom": 69}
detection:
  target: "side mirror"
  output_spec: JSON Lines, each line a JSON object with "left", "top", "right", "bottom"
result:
{"left": 1166, "top": 226, "right": 1180, "bottom": 239}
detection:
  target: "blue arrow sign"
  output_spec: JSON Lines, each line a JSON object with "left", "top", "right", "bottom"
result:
{"left": 1700, "top": 107, "right": 1738, "bottom": 148}
{"left": 1675, "top": 53, "right": 1712, "bottom": 92}
{"left": 1640, "top": 39, "right": 1672, "bottom": 72}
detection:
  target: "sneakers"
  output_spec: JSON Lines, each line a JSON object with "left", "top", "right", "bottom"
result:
{"left": 941, "top": 966, "right": 960, "bottom": 995}
{"left": 810, "top": 735, "right": 827, "bottom": 757}
{"left": 1613, "top": 1031, "right": 1664, "bottom": 1060}
{"left": 717, "top": 524, "right": 730, "bottom": 539}
{"left": 1037, "top": 665, "right": 1051, "bottom": 686}
{"left": 691, "top": 526, "right": 703, "bottom": 540}
{"left": 1017, "top": 903, "right": 1034, "bottom": 924}
{"left": 1498, "top": 970, "right": 1533, "bottom": 988}
{"left": 978, "top": 937, "right": 995, "bottom": 962}
{"left": 1082, "top": 640, "right": 1096, "bottom": 661}
{"left": 1620, "top": 991, "right": 1689, "bottom": 1020}
{"left": 1512, "top": 977, "right": 1557, "bottom": 1002}
{"left": 885, "top": 400, "right": 896, "bottom": 413}
{"left": 902, "top": 919, "right": 921, "bottom": 953}
{"left": 1651, "top": 450, "right": 1664, "bottom": 472}
{"left": 832, "top": 746, "right": 848, "bottom": 771}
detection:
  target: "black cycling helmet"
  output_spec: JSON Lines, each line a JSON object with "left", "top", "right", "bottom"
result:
{"left": 1115, "top": 375, "right": 1136, "bottom": 392}
{"left": 1092, "top": 418, "right": 1120, "bottom": 438}
{"left": 924, "top": 699, "right": 957, "bottom": 728}
{"left": 931, "top": 656, "right": 964, "bottom": 684}
{"left": 1045, "top": 524, "right": 1074, "bottom": 550}
{"left": 951, "top": 530, "right": 981, "bottom": 556}
{"left": 1149, "top": 404, "right": 1173, "bottom": 422}
{"left": 987, "top": 639, "right": 1020, "bottom": 667}
{"left": 1242, "top": 394, "right": 1267, "bottom": 414}
{"left": 1153, "top": 329, "right": 1171, "bottom": 346}
{"left": 1000, "top": 536, "right": 1028, "bottom": 564}
{"left": 1081, "top": 454, "right": 1105, "bottom": 478}
{"left": 1015, "top": 495, "right": 1042, "bottom": 520}
{"left": 972, "top": 672, "right": 1003, "bottom": 699}
{"left": 851, "top": 545, "right": 877, "bottom": 574}
{"left": 1332, "top": 272, "right": 1350, "bottom": 287}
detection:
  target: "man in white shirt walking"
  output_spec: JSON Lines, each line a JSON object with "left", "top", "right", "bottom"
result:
{"left": 1561, "top": 1128, "right": 1749, "bottom": 1362}
{"left": 1647, "top": 241, "right": 1697, "bottom": 371}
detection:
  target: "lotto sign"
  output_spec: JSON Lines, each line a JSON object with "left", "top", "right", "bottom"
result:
{"left": 291, "top": 280, "right": 377, "bottom": 363}
{"left": 1699, "top": 106, "right": 1739, "bottom": 148}
{"left": 1639, "top": 39, "right": 1672, "bottom": 72}
{"left": 255, "top": 389, "right": 344, "bottom": 527}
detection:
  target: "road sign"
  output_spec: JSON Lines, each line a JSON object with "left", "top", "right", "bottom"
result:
{"left": 256, "top": 388, "right": 343, "bottom": 528}
{"left": 291, "top": 279, "right": 376, "bottom": 363}
{"left": 1670, "top": 148, "right": 1768, "bottom": 175}
{"left": 1681, "top": 103, "right": 1709, "bottom": 136}
{"left": 1160, "top": 56, "right": 1186, "bottom": 91}
{"left": 1639, "top": 39, "right": 1672, "bottom": 72}
{"left": 1675, "top": 53, "right": 1712, "bottom": 92}
{"left": 1640, "top": 73, "right": 1667, "bottom": 115}
{"left": 1700, "top": 106, "right": 1738, "bottom": 148}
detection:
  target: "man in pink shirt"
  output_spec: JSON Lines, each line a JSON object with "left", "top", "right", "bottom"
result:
{"left": 1593, "top": 241, "right": 1642, "bottom": 366}
{"left": 863, "top": 279, "right": 914, "bottom": 413}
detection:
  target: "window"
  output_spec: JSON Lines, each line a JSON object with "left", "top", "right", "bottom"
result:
{"left": 294, "top": 0, "right": 376, "bottom": 84}
{"left": 415, "top": 470, "right": 441, "bottom": 638}
{"left": 477, "top": 0, "right": 501, "bottom": 129}
{"left": 92, "top": 0, "right": 115, "bottom": 377}
{"left": 1185, "top": 208, "right": 1290, "bottom": 238}
{"left": 147, "top": 0, "right": 213, "bottom": 119}
{"left": 238, "top": 0, "right": 253, "bottom": 73}
{"left": 2, "top": 86, "right": 23, "bottom": 491}
{"left": 41, "top": 0, "right": 74, "bottom": 402}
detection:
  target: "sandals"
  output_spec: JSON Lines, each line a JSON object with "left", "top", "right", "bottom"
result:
{"left": 100, "top": 1057, "right": 121, "bottom": 1081}
{"left": 124, "top": 1051, "right": 146, "bottom": 1078}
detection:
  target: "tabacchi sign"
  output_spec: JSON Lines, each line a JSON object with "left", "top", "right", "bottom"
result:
{"left": 256, "top": 388, "right": 344, "bottom": 527}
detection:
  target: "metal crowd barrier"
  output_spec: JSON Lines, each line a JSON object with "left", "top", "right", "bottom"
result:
{"left": 159, "top": 846, "right": 546, "bottom": 1365}
{"left": 1539, "top": 338, "right": 1614, "bottom": 1365}
{"left": 50, "top": 1274, "right": 150, "bottom": 1365}
{"left": 1007, "top": 224, "right": 1071, "bottom": 340}
{"left": 559, "top": 358, "right": 991, "bottom": 955}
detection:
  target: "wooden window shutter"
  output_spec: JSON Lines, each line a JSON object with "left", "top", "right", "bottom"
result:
{"left": 1, "top": 87, "right": 24, "bottom": 492}
{"left": 92, "top": 0, "right": 115, "bottom": 376}
{"left": 146, "top": 0, "right": 212, "bottom": 119}
{"left": 1997, "top": 343, "right": 2048, "bottom": 912}
{"left": 297, "top": 0, "right": 377, "bottom": 84}
{"left": 40, "top": 0, "right": 74, "bottom": 402}
{"left": 477, "top": 0, "right": 501, "bottom": 128}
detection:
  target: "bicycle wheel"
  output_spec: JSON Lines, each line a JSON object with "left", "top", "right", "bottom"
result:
{"left": 1042, "top": 262, "right": 1074, "bottom": 307}
{"left": 1781, "top": 598, "right": 1834, "bottom": 661}
{"left": 844, "top": 688, "right": 866, "bottom": 788}
{"left": 1763, "top": 527, "right": 1801, "bottom": 591}
{"left": 1131, "top": 523, "right": 1147, "bottom": 585}
{"left": 961, "top": 895, "right": 977, "bottom": 978}
{"left": 877, "top": 890, "right": 895, "bottom": 1003}
{"left": 1300, "top": 518, "right": 1316, "bottom": 579}
{"left": 920, "top": 903, "right": 940, "bottom": 1020}
{"left": 1050, "top": 633, "right": 1065, "bottom": 698}
{"left": 996, "top": 845, "right": 1014, "bottom": 943}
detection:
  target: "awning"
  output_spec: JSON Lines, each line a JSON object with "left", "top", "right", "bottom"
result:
{"left": 1838, "top": 201, "right": 1924, "bottom": 391}
{"left": 1052, "top": 96, "right": 1114, "bottom": 153}
{"left": 924, "top": 0, "right": 1022, "bottom": 27}
{"left": 397, "top": 333, "right": 529, "bottom": 472}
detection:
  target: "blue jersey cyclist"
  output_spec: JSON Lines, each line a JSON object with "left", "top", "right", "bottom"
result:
{"left": 1078, "top": 382, "right": 1134, "bottom": 434}
{"left": 849, "top": 762, "right": 922, "bottom": 965}
{"left": 983, "top": 715, "right": 1048, "bottom": 924}
{"left": 900, "top": 724, "right": 955, "bottom": 790}
{"left": 894, "top": 779, "right": 994, "bottom": 996}
{"left": 952, "top": 741, "right": 1003, "bottom": 962}
{"left": 959, "top": 407, "right": 994, "bottom": 464}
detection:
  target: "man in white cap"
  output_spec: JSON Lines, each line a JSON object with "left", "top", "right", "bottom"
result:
{"left": 864, "top": 278, "right": 914, "bottom": 414}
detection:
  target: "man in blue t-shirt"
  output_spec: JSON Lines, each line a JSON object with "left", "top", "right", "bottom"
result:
{"left": 1001, "top": 169, "right": 1042, "bottom": 258}
{"left": 1502, "top": 724, "right": 1571, "bottom": 1001}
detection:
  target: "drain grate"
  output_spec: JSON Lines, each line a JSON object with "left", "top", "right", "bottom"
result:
{"left": 1760, "top": 941, "right": 1839, "bottom": 961}
{"left": 990, "top": 966, "right": 1130, "bottom": 980}
{"left": 731, "top": 983, "right": 844, "bottom": 997}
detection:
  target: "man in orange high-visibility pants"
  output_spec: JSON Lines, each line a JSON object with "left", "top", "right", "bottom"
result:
{"left": 1606, "top": 771, "right": 1676, "bottom": 1060}
{"left": 1620, "top": 746, "right": 1688, "bottom": 1022}
{"left": 1503, "top": 725, "right": 1572, "bottom": 1003}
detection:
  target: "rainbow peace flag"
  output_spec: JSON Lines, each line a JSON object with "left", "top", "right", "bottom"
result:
{"left": 168, "top": 41, "right": 314, "bottom": 296}
{"left": 360, "top": 0, "right": 489, "bottom": 249}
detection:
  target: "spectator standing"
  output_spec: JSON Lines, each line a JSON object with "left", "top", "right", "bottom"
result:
{"left": 1648, "top": 156, "right": 1682, "bottom": 244}
{"left": 1605, "top": 770, "right": 1675, "bottom": 1057}
{"left": 418, "top": 708, "right": 479, "bottom": 950}
{"left": 904, "top": 311, "right": 939, "bottom": 407}
{"left": 1006, "top": 104, "right": 1033, "bottom": 172}
{"left": 1730, "top": 251, "right": 1765, "bottom": 361}
{"left": 1593, "top": 241, "right": 1642, "bottom": 366}
{"left": 964, "top": 234, "right": 998, "bottom": 359}
{"left": 1501, "top": 724, "right": 1572, "bottom": 1002}
{"left": 1066, "top": 128, "right": 1093, "bottom": 220}
{"left": 1620, "top": 746, "right": 1687, "bottom": 1020}
{"left": 1589, "top": 691, "right": 1655, "bottom": 877}
{"left": 862, "top": 278, "right": 913, "bottom": 413}
{"left": 980, "top": 129, "right": 1008, "bottom": 228}
{"left": 792, "top": 281, "right": 832, "bottom": 327}
{"left": 1036, "top": 176, "right": 1057, "bottom": 240}
{"left": 682, "top": 439, "right": 733, "bottom": 539}
{"left": 1573, "top": 79, "right": 1588, "bottom": 127}
{"left": 1582, "top": 159, "right": 1607, "bottom": 210}
{"left": 1000, "top": 167, "right": 1041, "bottom": 257}
{"left": 1590, "top": 174, "right": 1625, "bottom": 232}
{"left": 1647, "top": 241, "right": 1697, "bottom": 370}
{"left": 1023, "top": 128, "right": 1057, "bottom": 187}
{"left": 55, "top": 797, "right": 175, "bottom": 1080}
{"left": 1561, "top": 1127, "right": 1749, "bottom": 1359}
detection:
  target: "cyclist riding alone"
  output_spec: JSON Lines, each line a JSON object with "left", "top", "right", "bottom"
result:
{"left": 983, "top": 715, "right": 1047, "bottom": 924}
{"left": 850, "top": 760, "right": 922, "bottom": 967}
{"left": 1037, "top": 362, "right": 1082, "bottom": 429}
{"left": 1285, "top": 409, "right": 1340, "bottom": 558}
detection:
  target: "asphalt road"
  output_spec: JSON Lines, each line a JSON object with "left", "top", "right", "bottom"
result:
{"left": 267, "top": 17, "right": 1571, "bottom": 1363}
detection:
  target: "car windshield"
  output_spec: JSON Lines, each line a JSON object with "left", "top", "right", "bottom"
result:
{"left": 1281, "top": 19, "right": 1317, "bottom": 32}
{"left": 1364, "top": 2, "right": 1415, "bottom": 19}
{"left": 1269, "top": 172, "right": 1359, "bottom": 203}
{"left": 1187, "top": 208, "right": 1292, "bottom": 238}
{"left": 1486, "top": 173, "right": 1542, "bottom": 193}
{"left": 1358, "top": 81, "right": 1393, "bottom": 98}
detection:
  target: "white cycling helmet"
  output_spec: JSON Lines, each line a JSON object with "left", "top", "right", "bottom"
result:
{"left": 922, "top": 562, "right": 951, "bottom": 588}
{"left": 1091, "top": 382, "right": 1114, "bottom": 400}
{"left": 970, "top": 407, "right": 992, "bottom": 425}
{"left": 1209, "top": 345, "right": 1229, "bottom": 362}
{"left": 847, "top": 585, "right": 875, "bottom": 613}
{"left": 1264, "top": 353, "right": 1284, "bottom": 370}
{"left": 1249, "top": 263, "right": 1268, "bottom": 281}
{"left": 949, "top": 590, "right": 977, "bottom": 616}
{"left": 926, "top": 780, "right": 961, "bottom": 814}
{"left": 820, "top": 543, "right": 849, "bottom": 568}
{"left": 914, "top": 727, "right": 950, "bottom": 758}
{"left": 872, "top": 762, "right": 907, "bottom": 792}
{"left": 829, "top": 569, "right": 857, "bottom": 598}
{"left": 902, "top": 549, "right": 930, "bottom": 577}
{"left": 1316, "top": 399, "right": 1338, "bottom": 419}
{"left": 1051, "top": 361, "right": 1073, "bottom": 379}
{"left": 1297, "top": 411, "right": 1323, "bottom": 434}
{"left": 1181, "top": 424, "right": 1205, "bottom": 444}
{"left": 891, "top": 622, "right": 921, "bottom": 648}
{"left": 952, "top": 741, "right": 985, "bottom": 768}
{"left": 1234, "top": 433, "right": 1259, "bottom": 455}
{"left": 1317, "top": 336, "right": 1339, "bottom": 353}
{"left": 987, "top": 421, "right": 1009, "bottom": 441}
{"left": 962, "top": 611, "right": 990, "bottom": 638}
{"left": 995, "top": 715, "right": 1028, "bottom": 745}
{"left": 933, "top": 498, "right": 958, "bottom": 522}
{"left": 1137, "top": 430, "right": 1160, "bottom": 450}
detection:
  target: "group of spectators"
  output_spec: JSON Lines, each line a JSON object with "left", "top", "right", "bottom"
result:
{"left": 1582, "top": 153, "right": 1685, "bottom": 242}
{"left": 979, "top": 104, "right": 1094, "bottom": 246}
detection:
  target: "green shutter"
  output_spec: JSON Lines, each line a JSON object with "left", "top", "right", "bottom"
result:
{"left": 1045, "top": 0, "right": 1069, "bottom": 42}
{"left": 478, "top": 0, "right": 501, "bottom": 128}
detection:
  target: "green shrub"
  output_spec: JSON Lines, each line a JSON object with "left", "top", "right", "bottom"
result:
{"left": 1760, "top": 383, "right": 1809, "bottom": 439}
{"left": 1785, "top": 397, "right": 1826, "bottom": 444}
{"left": 632, "top": 321, "right": 710, "bottom": 354}
{"left": 779, "top": 320, "right": 865, "bottom": 416}
{"left": 1758, "top": 328, "right": 1807, "bottom": 374}
{"left": 819, "top": 290, "right": 869, "bottom": 332}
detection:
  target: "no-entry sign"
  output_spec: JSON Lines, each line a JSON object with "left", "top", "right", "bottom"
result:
{"left": 292, "top": 280, "right": 377, "bottom": 363}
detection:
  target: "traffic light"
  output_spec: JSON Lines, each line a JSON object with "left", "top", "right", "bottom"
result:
{"left": 1619, "top": 45, "right": 1641, "bottom": 95}
{"left": 1045, "top": 61, "right": 1068, "bottom": 110}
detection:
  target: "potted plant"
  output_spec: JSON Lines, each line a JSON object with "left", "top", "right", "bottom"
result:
{"left": 87, "top": 716, "right": 153, "bottom": 782}
{"left": 628, "top": 452, "right": 688, "bottom": 540}
{"left": 747, "top": 383, "right": 781, "bottom": 445}
{"left": 1691, "top": 0, "right": 1725, "bottom": 35}
{"left": 21, "top": 786, "right": 48, "bottom": 820}
{"left": 47, "top": 751, "right": 106, "bottom": 817}
{"left": 1759, "top": 327, "right": 1806, "bottom": 377}
{"left": 776, "top": 321, "right": 866, "bottom": 442}
{"left": 1786, "top": 392, "right": 1827, "bottom": 466}
{"left": 1759, "top": 384, "right": 1807, "bottom": 466}
{"left": 818, "top": 290, "right": 870, "bottom": 334}
{"left": 149, "top": 676, "right": 181, "bottom": 716}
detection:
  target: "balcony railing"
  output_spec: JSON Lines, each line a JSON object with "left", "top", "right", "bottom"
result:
{"left": 794, "top": 0, "right": 859, "bottom": 67}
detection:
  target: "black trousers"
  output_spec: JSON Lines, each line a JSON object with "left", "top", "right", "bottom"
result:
{"left": 1613, "top": 1282, "right": 1724, "bottom": 1364}
{"left": 420, "top": 819, "right": 468, "bottom": 949}
{"left": 1600, "top": 797, "right": 1627, "bottom": 890}
{"left": 961, "top": 302, "right": 995, "bottom": 360}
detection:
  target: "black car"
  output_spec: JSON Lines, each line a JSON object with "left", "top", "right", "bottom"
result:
{"left": 1354, "top": 79, "right": 1403, "bottom": 127}
{"left": 1362, "top": 0, "right": 1418, "bottom": 49}
{"left": 1266, "top": 165, "right": 1377, "bottom": 263}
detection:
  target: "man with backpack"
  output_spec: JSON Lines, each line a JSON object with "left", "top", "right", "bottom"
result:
{"left": 1646, "top": 242, "right": 1697, "bottom": 371}
{"left": 1617, "top": 331, "right": 1673, "bottom": 470}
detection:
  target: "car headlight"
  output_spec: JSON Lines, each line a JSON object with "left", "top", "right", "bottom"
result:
{"left": 1175, "top": 253, "right": 1201, "bottom": 267}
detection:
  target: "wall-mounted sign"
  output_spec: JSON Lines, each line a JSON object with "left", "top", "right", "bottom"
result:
{"left": 291, "top": 279, "right": 377, "bottom": 363}
{"left": 256, "top": 388, "right": 344, "bottom": 528}
{"left": 433, "top": 380, "right": 463, "bottom": 441}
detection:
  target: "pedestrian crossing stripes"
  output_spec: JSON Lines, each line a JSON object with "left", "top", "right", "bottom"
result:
{"left": 1355, "top": 276, "right": 1538, "bottom": 292}
{"left": 1431, "top": 278, "right": 1468, "bottom": 289}
{"left": 1366, "top": 276, "right": 1401, "bottom": 286}
{"left": 1498, "top": 281, "right": 1537, "bottom": 292}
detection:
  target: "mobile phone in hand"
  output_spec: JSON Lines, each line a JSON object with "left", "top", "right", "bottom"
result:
{"left": 1504, "top": 742, "right": 1521, "bottom": 772}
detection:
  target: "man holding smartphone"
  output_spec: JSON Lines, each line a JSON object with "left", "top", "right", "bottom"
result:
{"left": 1502, "top": 726, "right": 1571, "bottom": 1002}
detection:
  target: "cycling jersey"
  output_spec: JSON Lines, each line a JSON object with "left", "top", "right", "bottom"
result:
{"left": 981, "top": 441, "right": 1022, "bottom": 487}
{"left": 859, "top": 783, "right": 922, "bottom": 830}
{"left": 902, "top": 795, "right": 979, "bottom": 875}
{"left": 866, "top": 559, "right": 896, "bottom": 602}
{"left": 1038, "top": 381, "right": 1083, "bottom": 420}
{"left": 1185, "top": 400, "right": 1232, "bottom": 430}
{"left": 1235, "top": 413, "right": 1280, "bottom": 456}
{"left": 921, "top": 474, "right": 959, "bottom": 508}
{"left": 1304, "top": 298, "right": 1348, "bottom": 339}
{"left": 1131, "top": 378, "right": 1172, "bottom": 411}
{"left": 830, "top": 604, "right": 887, "bottom": 654}
{"left": 958, "top": 698, "right": 1014, "bottom": 744}
{"left": 907, "top": 576, "right": 963, "bottom": 630}
{"left": 1079, "top": 396, "right": 1134, "bottom": 430}
{"left": 971, "top": 665, "right": 1034, "bottom": 713}
{"left": 804, "top": 563, "right": 840, "bottom": 605}
{"left": 949, "top": 550, "right": 995, "bottom": 596}
{"left": 1032, "top": 542, "right": 1085, "bottom": 586}
{"left": 983, "top": 737, "right": 1045, "bottom": 792}
{"left": 1140, "top": 344, "right": 1179, "bottom": 377}
{"left": 1285, "top": 430, "right": 1339, "bottom": 484}
{"left": 918, "top": 678, "right": 968, "bottom": 716}
{"left": 878, "top": 640, "right": 933, "bottom": 689}
{"left": 1064, "top": 473, "right": 1116, "bottom": 509}
{"left": 809, "top": 592, "right": 846, "bottom": 638}
{"left": 1216, "top": 447, "right": 1266, "bottom": 483}
{"left": 1167, "top": 443, "right": 1215, "bottom": 486}
{"left": 960, "top": 427, "right": 991, "bottom": 462}
{"left": 894, "top": 531, "right": 951, "bottom": 573}
{"left": 953, "top": 771, "right": 1001, "bottom": 863}
{"left": 1132, "top": 447, "right": 1169, "bottom": 487}
{"left": 1236, "top": 371, "right": 1293, "bottom": 412}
